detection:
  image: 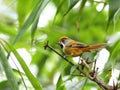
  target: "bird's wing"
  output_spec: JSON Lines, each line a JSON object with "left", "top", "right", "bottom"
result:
{"left": 70, "top": 44, "right": 88, "bottom": 48}
{"left": 67, "top": 41, "right": 88, "bottom": 48}
{"left": 73, "top": 44, "right": 88, "bottom": 48}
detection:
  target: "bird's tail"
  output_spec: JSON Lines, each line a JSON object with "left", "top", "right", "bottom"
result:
{"left": 83, "top": 43, "right": 107, "bottom": 52}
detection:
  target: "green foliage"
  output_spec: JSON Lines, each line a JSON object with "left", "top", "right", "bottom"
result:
{"left": 0, "top": 80, "right": 11, "bottom": 90}
{"left": 13, "top": 0, "right": 42, "bottom": 44}
{"left": 0, "top": 0, "right": 120, "bottom": 90}
{"left": 0, "top": 46, "right": 18, "bottom": 90}
{"left": 64, "top": 0, "right": 80, "bottom": 16}
{"left": 1, "top": 40, "right": 43, "bottom": 90}
{"left": 56, "top": 74, "right": 66, "bottom": 90}
{"left": 17, "top": 0, "right": 32, "bottom": 27}
{"left": 107, "top": 0, "right": 120, "bottom": 30}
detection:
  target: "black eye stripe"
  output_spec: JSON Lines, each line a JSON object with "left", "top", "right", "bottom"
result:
{"left": 58, "top": 42, "right": 63, "bottom": 48}
{"left": 59, "top": 44, "right": 63, "bottom": 48}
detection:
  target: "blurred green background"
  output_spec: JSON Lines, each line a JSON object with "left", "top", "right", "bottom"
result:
{"left": 0, "top": 0, "right": 120, "bottom": 90}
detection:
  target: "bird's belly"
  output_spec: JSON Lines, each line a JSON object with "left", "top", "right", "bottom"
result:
{"left": 64, "top": 48, "right": 83, "bottom": 57}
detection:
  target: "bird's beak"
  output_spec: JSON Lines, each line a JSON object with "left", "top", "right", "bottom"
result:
{"left": 58, "top": 41, "right": 61, "bottom": 45}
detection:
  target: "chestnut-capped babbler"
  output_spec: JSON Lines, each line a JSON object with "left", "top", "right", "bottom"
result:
{"left": 59, "top": 36, "right": 107, "bottom": 57}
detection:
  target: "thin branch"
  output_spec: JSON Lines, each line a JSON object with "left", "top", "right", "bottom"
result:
{"left": 44, "top": 41, "right": 87, "bottom": 76}
{"left": 10, "top": 56, "right": 28, "bottom": 90}
{"left": 44, "top": 41, "right": 74, "bottom": 66}
{"left": 93, "top": 59, "right": 97, "bottom": 72}
{"left": 81, "top": 59, "right": 92, "bottom": 73}
{"left": 91, "top": 59, "right": 97, "bottom": 77}
{"left": 44, "top": 41, "right": 116, "bottom": 90}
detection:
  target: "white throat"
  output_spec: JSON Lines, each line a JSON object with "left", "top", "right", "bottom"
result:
{"left": 61, "top": 39, "right": 71, "bottom": 52}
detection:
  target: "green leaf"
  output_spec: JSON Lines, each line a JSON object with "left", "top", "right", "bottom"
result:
{"left": 0, "top": 80, "right": 10, "bottom": 90}
{"left": 53, "top": 0, "right": 65, "bottom": 23}
{"left": 110, "top": 40, "right": 120, "bottom": 61}
{"left": 100, "top": 64, "right": 112, "bottom": 83}
{"left": 17, "top": 0, "right": 32, "bottom": 27}
{"left": 56, "top": 74, "right": 66, "bottom": 90}
{"left": 0, "top": 46, "right": 19, "bottom": 90}
{"left": 81, "top": 77, "right": 88, "bottom": 90}
{"left": 70, "top": 65, "right": 78, "bottom": 74}
{"left": 2, "top": 40, "right": 43, "bottom": 90}
{"left": 31, "top": 18, "right": 39, "bottom": 44}
{"left": 64, "top": 0, "right": 80, "bottom": 16}
{"left": 13, "top": 0, "right": 43, "bottom": 45}
{"left": 107, "top": 0, "right": 120, "bottom": 30}
{"left": 113, "top": 8, "right": 120, "bottom": 30}
{"left": 0, "top": 24, "right": 16, "bottom": 36}
{"left": 109, "top": 39, "right": 120, "bottom": 69}
{"left": 78, "top": 0, "right": 87, "bottom": 16}
{"left": 31, "top": 0, "right": 50, "bottom": 44}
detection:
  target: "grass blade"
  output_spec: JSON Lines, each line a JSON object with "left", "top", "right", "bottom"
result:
{"left": 13, "top": 0, "right": 43, "bottom": 45}
{"left": 56, "top": 74, "right": 66, "bottom": 90}
{"left": 0, "top": 45, "right": 19, "bottom": 90}
{"left": 106, "top": 0, "right": 120, "bottom": 30}
{"left": 3, "top": 40, "right": 43, "bottom": 90}
{"left": 31, "top": 0, "right": 50, "bottom": 44}
{"left": 64, "top": 0, "right": 80, "bottom": 16}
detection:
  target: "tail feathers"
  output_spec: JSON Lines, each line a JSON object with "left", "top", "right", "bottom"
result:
{"left": 83, "top": 43, "right": 107, "bottom": 52}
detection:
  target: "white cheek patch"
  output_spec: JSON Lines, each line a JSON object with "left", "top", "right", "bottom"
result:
{"left": 61, "top": 42, "right": 65, "bottom": 52}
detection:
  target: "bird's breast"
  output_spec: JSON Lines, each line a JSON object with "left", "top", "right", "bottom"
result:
{"left": 64, "top": 47, "right": 83, "bottom": 57}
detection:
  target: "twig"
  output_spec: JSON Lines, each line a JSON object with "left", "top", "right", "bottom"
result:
{"left": 81, "top": 58, "right": 114, "bottom": 90}
{"left": 10, "top": 56, "right": 28, "bottom": 90}
{"left": 44, "top": 41, "right": 74, "bottom": 66}
{"left": 91, "top": 59, "right": 97, "bottom": 78}
{"left": 44, "top": 41, "right": 86, "bottom": 76}
{"left": 44, "top": 41, "right": 116, "bottom": 90}
{"left": 81, "top": 59, "right": 92, "bottom": 73}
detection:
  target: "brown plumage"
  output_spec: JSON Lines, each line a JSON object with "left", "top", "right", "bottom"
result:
{"left": 59, "top": 36, "right": 107, "bottom": 57}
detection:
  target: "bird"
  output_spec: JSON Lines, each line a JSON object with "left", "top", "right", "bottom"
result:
{"left": 59, "top": 36, "right": 107, "bottom": 57}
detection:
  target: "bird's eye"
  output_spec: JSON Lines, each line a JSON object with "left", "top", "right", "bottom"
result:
{"left": 59, "top": 44, "right": 63, "bottom": 48}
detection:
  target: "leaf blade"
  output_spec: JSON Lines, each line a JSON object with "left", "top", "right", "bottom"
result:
{"left": 13, "top": 1, "right": 43, "bottom": 44}
{"left": 106, "top": 0, "right": 120, "bottom": 30}
{"left": 0, "top": 45, "right": 19, "bottom": 90}
{"left": 64, "top": 0, "right": 80, "bottom": 16}
{"left": 3, "top": 40, "right": 43, "bottom": 90}
{"left": 56, "top": 74, "right": 66, "bottom": 90}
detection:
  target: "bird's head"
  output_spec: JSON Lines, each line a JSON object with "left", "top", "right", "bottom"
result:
{"left": 58, "top": 36, "right": 71, "bottom": 49}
